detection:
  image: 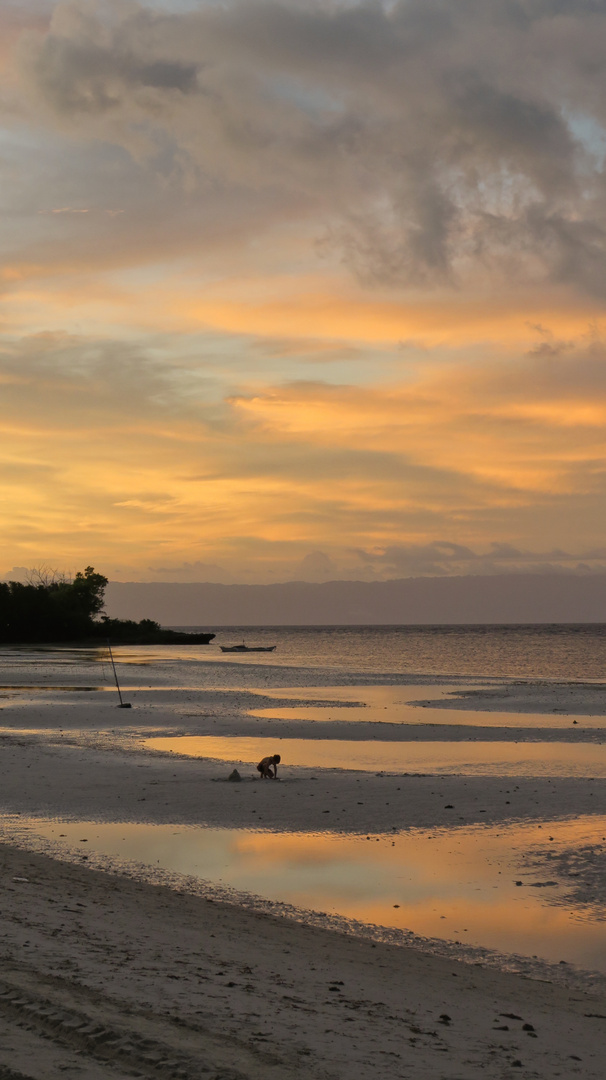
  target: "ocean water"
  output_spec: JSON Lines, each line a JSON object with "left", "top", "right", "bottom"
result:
{"left": 173, "top": 623, "right": 606, "bottom": 681}
{"left": 4, "top": 624, "right": 604, "bottom": 686}
{"left": 1, "top": 631, "right": 605, "bottom": 981}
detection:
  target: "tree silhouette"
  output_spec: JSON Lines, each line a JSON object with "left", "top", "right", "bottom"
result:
{"left": 0, "top": 566, "right": 214, "bottom": 644}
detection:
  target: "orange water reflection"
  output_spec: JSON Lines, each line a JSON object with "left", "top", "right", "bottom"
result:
{"left": 146, "top": 735, "right": 606, "bottom": 777}
{"left": 21, "top": 815, "right": 606, "bottom": 972}
{"left": 249, "top": 685, "right": 606, "bottom": 729}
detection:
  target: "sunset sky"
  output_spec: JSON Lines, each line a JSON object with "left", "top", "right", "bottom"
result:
{"left": 2, "top": 0, "right": 606, "bottom": 584}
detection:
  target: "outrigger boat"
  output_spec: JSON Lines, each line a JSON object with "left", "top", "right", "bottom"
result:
{"left": 220, "top": 643, "right": 277, "bottom": 653}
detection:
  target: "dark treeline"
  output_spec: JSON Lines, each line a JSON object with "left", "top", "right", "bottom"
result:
{"left": 0, "top": 567, "right": 214, "bottom": 645}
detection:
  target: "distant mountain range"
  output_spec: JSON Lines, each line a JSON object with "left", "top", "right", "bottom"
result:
{"left": 105, "top": 574, "right": 606, "bottom": 626}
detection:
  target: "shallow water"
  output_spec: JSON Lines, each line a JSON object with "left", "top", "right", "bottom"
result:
{"left": 147, "top": 735, "right": 606, "bottom": 777}
{"left": 6, "top": 814, "right": 606, "bottom": 975}
{"left": 248, "top": 685, "right": 606, "bottom": 728}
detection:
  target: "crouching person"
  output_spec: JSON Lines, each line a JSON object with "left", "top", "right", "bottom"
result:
{"left": 257, "top": 753, "right": 281, "bottom": 779}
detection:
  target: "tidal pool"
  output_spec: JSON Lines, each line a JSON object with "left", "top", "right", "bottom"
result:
{"left": 248, "top": 685, "right": 606, "bottom": 729}
{"left": 146, "top": 734, "right": 606, "bottom": 777}
{"left": 6, "top": 814, "right": 606, "bottom": 975}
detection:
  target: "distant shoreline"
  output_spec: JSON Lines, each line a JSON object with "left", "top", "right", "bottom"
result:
{"left": 105, "top": 573, "right": 606, "bottom": 625}
{"left": 2, "top": 630, "right": 216, "bottom": 647}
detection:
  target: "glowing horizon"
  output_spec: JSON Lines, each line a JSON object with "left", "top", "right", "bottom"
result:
{"left": 2, "top": 0, "right": 606, "bottom": 586}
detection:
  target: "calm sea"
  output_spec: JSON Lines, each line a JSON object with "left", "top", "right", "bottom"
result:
{"left": 174, "top": 624, "right": 606, "bottom": 681}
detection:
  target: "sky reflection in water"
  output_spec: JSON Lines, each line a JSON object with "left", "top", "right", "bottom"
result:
{"left": 18, "top": 815, "right": 606, "bottom": 974}
{"left": 147, "top": 735, "right": 606, "bottom": 777}
{"left": 249, "top": 685, "right": 606, "bottom": 728}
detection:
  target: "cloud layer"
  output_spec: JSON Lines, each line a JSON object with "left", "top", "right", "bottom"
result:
{"left": 1, "top": 0, "right": 606, "bottom": 581}
{"left": 14, "top": 0, "right": 606, "bottom": 291}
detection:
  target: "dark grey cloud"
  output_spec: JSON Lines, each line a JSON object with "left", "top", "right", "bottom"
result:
{"left": 0, "top": 566, "right": 31, "bottom": 583}
{"left": 147, "top": 560, "right": 234, "bottom": 582}
{"left": 11, "top": 0, "right": 606, "bottom": 292}
{"left": 291, "top": 550, "right": 337, "bottom": 582}
{"left": 34, "top": 32, "right": 199, "bottom": 113}
{"left": 356, "top": 540, "right": 606, "bottom": 576}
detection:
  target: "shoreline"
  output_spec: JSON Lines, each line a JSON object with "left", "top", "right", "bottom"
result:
{"left": 0, "top": 649, "right": 605, "bottom": 1076}
{"left": 2, "top": 811, "right": 606, "bottom": 996}
{"left": 0, "top": 842, "right": 605, "bottom": 1080}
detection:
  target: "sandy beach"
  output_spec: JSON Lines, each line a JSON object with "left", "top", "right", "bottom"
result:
{"left": 0, "top": 843, "right": 604, "bottom": 1080}
{"left": 0, "top": 646, "right": 605, "bottom": 1079}
{"left": 7, "top": 0, "right": 606, "bottom": 1071}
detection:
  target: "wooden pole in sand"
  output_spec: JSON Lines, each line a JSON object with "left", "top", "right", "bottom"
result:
{"left": 107, "top": 640, "right": 131, "bottom": 708}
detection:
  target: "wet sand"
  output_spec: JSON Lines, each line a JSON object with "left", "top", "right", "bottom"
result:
{"left": 0, "top": 654, "right": 604, "bottom": 1077}
{"left": 0, "top": 842, "right": 605, "bottom": 1080}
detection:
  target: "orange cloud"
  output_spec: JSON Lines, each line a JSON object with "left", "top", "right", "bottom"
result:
{"left": 175, "top": 286, "right": 606, "bottom": 348}
{"left": 1, "top": 314, "right": 605, "bottom": 578}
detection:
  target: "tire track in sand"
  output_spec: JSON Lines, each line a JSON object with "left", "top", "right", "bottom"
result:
{"left": 0, "top": 973, "right": 283, "bottom": 1080}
